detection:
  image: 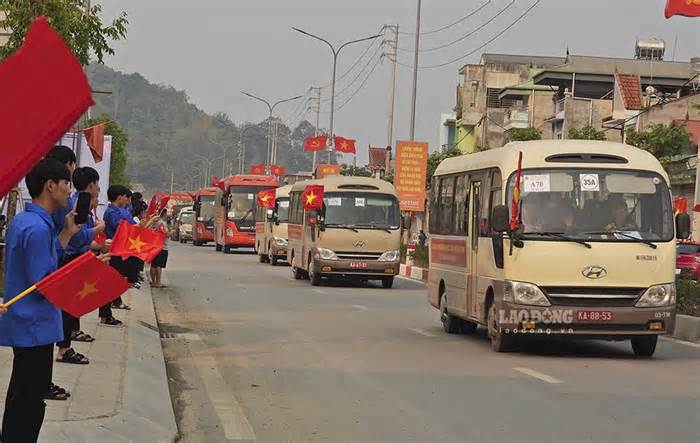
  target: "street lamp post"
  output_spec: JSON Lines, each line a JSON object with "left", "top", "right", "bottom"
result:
{"left": 238, "top": 124, "right": 256, "bottom": 174}
{"left": 292, "top": 28, "right": 382, "bottom": 163}
{"left": 241, "top": 92, "right": 303, "bottom": 170}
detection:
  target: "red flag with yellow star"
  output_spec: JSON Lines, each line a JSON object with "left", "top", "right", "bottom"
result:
{"left": 302, "top": 185, "right": 324, "bottom": 211}
{"left": 334, "top": 136, "right": 356, "bottom": 154}
{"left": 665, "top": 0, "right": 700, "bottom": 18}
{"left": 110, "top": 220, "right": 166, "bottom": 263}
{"left": 257, "top": 189, "right": 276, "bottom": 208}
{"left": 36, "top": 252, "right": 130, "bottom": 317}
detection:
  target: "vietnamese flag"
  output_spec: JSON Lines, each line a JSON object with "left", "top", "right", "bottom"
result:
{"left": 146, "top": 194, "right": 170, "bottom": 216}
{"left": 36, "top": 252, "right": 130, "bottom": 318}
{"left": 84, "top": 123, "right": 106, "bottom": 162}
{"left": 211, "top": 176, "right": 225, "bottom": 191}
{"left": 510, "top": 151, "right": 523, "bottom": 231}
{"left": 110, "top": 220, "right": 166, "bottom": 263}
{"left": 270, "top": 164, "right": 286, "bottom": 177}
{"left": 665, "top": 0, "right": 700, "bottom": 18}
{"left": 250, "top": 164, "right": 266, "bottom": 175}
{"left": 304, "top": 135, "right": 328, "bottom": 152}
{"left": 0, "top": 17, "right": 94, "bottom": 199}
{"left": 257, "top": 189, "right": 276, "bottom": 208}
{"left": 302, "top": 185, "right": 324, "bottom": 211}
{"left": 334, "top": 136, "right": 356, "bottom": 154}
{"left": 94, "top": 231, "right": 107, "bottom": 247}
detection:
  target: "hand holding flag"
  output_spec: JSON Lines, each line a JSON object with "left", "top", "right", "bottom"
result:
{"left": 110, "top": 220, "right": 166, "bottom": 263}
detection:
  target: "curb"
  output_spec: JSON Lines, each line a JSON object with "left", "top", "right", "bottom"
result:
{"left": 673, "top": 314, "right": 700, "bottom": 342}
{"left": 41, "top": 284, "right": 179, "bottom": 442}
{"left": 399, "top": 263, "right": 428, "bottom": 282}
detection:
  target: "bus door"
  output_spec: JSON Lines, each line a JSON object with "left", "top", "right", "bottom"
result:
{"left": 467, "top": 180, "right": 482, "bottom": 320}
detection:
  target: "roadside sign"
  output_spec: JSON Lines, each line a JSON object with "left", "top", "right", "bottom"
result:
{"left": 395, "top": 140, "right": 428, "bottom": 212}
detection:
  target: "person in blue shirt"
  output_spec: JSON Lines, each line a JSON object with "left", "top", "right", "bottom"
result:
{"left": 46, "top": 145, "right": 77, "bottom": 260}
{"left": 55, "top": 167, "right": 106, "bottom": 365}
{"left": 0, "top": 158, "right": 81, "bottom": 443}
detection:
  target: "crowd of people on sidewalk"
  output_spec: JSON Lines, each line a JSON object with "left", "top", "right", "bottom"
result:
{"left": 0, "top": 145, "right": 171, "bottom": 442}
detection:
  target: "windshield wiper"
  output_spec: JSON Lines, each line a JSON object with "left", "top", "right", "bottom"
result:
{"left": 523, "top": 231, "right": 592, "bottom": 249}
{"left": 325, "top": 223, "right": 359, "bottom": 232}
{"left": 583, "top": 230, "right": 657, "bottom": 249}
{"left": 355, "top": 223, "right": 392, "bottom": 233}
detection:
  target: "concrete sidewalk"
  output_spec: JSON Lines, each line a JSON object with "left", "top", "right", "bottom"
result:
{"left": 0, "top": 285, "right": 178, "bottom": 442}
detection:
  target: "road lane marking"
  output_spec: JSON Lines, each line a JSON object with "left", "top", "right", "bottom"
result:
{"left": 661, "top": 336, "right": 700, "bottom": 349}
{"left": 185, "top": 334, "right": 256, "bottom": 440}
{"left": 513, "top": 367, "right": 563, "bottom": 384}
{"left": 409, "top": 328, "right": 437, "bottom": 337}
{"left": 312, "top": 288, "right": 325, "bottom": 294}
{"left": 351, "top": 305, "right": 369, "bottom": 311}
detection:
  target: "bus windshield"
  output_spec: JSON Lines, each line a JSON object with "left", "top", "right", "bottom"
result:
{"left": 227, "top": 186, "right": 276, "bottom": 224}
{"left": 180, "top": 212, "right": 193, "bottom": 224}
{"left": 323, "top": 192, "right": 400, "bottom": 230}
{"left": 507, "top": 169, "right": 673, "bottom": 242}
{"left": 277, "top": 198, "right": 290, "bottom": 223}
{"left": 197, "top": 195, "right": 216, "bottom": 221}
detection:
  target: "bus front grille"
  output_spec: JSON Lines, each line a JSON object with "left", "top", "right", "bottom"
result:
{"left": 335, "top": 252, "right": 383, "bottom": 261}
{"left": 542, "top": 287, "right": 645, "bottom": 307}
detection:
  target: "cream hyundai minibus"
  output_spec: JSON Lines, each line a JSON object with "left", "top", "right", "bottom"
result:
{"left": 427, "top": 140, "right": 690, "bottom": 356}
{"left": 288, "top": 176, "right": 402, "bottom": 288}
{"left": 256, "top": 184, "right": 292, "bottom": 265}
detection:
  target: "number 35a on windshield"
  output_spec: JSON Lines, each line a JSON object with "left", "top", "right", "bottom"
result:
{"left": 580, "top": 174, "right": 600, "bottom": 192}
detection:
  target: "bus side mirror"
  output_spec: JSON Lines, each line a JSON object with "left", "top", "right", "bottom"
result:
{"left": 676, "top": 213, "right": 691, "bottom": 240}
{"left": 307, "top": 211, "right": 318, "bottom": 226}
{"left": 492, "top": 205, "right": 509, "bottom": 233}
{"left": 266, "top": 209, "right": 274, "bottom": 221}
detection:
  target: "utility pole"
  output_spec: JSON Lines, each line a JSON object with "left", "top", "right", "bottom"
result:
{"left": 309, "top": 87, "right": 322, "bottom": 171}
{"left": 384, "top": 25, "right": 399, "bottom": 171}
{"left": 170, "top": 170, "right": 174, "bottom": 194}
{"left": 409, "top": 0, "right": 422, "bottom": 141}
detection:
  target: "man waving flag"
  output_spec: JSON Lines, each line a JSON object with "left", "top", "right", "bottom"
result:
{"left": 302, "top": 185, "right": 324, "bottom": 211}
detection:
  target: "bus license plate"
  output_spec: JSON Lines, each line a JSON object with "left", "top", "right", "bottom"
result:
{"left": 349, "top": 262, "right": 368, "bottom": 269}
{"left": 576, "top": 310, "right": 613, "bottom": 322}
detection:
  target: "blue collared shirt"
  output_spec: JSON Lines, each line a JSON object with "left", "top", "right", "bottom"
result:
{"left": 104, "top": 203, "right": 134, "bottom": 239}
{"left": 0, "top": 203, "right": 63, "bottom": 347}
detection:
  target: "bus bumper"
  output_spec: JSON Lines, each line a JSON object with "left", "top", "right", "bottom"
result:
{"left": 225, "top": 232, "right": 255, "bottom": 247}
{"left": 312, "top": 259, "right": 400, "bottom": 278}
{"left": 496, "top": 301, "right": 676, "bottom": 338}
{"left": 270, "top": 244, "right": 287, "bottom": 259}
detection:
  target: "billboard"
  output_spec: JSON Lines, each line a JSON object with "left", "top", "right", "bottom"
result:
{"left": 394, "top": 140, "right": 428, "bottom": 212}
{"left": 316, "top": 164, "right": 341, "bottom": 179}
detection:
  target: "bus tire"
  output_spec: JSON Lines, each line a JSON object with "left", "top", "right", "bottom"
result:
{"left": 293, "top": 267, "right": 305, "bottom": 280}
{"left": 223, "top": 245, "right": 231, "bottom": 254}
{"left": 309, "top": 257, "right": 321, "bottom": 286}
{"left": 270, "top": 253, "right": 278, "bottom": 266}
{"left": 631, "top": 336, "right": 657, "bottom": 357}
{"left": 193, "top": 240, "right": 200, "bottom": 247}
{"left": 215, "top": 244, "right": 223, "bottom": 252}
{"left": 259, "top": 253, "right": 268, "bottom": 263}
{"left": 440, "top": 295, "right": 461, "bottom": 334}
{"left": 381, "top": 277, "right": 394, "bottom": 289}
{"left": 487, "top": 302, "right": 513, "bottom": 352}
{"left": 460, "top": 321, "right": 478, "bottom": 334}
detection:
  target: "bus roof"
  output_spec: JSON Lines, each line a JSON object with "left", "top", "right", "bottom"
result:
{"left": 291, "top": 175, "right": 397, "bottom": 195}
{"left": 195, "top": 187, "right": 218, "bottom": 197}
{"left": 434, "top": 140, "right": 668, "bottom": 181}
{"left": 275, "top": 184, "right": 293, "bottom": 199}
{"left": 224, "top": 175, "right": 279, "bottom": 188}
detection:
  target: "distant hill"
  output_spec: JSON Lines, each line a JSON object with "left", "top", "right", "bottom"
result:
{"left": 86, "top": 64, "right": 316, "bottom": 192}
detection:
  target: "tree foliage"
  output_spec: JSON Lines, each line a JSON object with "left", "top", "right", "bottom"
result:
{"left": 87, "top": 113, "right": 128, "bottom": 186}
{"left": 506, "top": 127, "right": 541, "bottom": 142}
{"left": 427, "top": 147, "right": 462, "bottom": 188}
{"left": 0, "top": 0, "right": 128, "bottom": 65}
{"left": 625, "top": 124, "right": 692, "bottom": 162}
{"left": 568, "top": 125, "right": 607, "bottom": 141}
{"left": 340, "top": 164, "right": 373, "bottom": 177}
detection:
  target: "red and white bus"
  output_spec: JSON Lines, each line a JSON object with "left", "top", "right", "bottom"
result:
{"left": 192, "top": 187, "right": 218, "bottom": 246}
{"left": 214, "top": 175, "right": 279, "bottom": 253}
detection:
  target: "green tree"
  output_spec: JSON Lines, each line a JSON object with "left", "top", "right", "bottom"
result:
{"left": 568, "top": 125, "right": 607, "bottom": 140}
{"left": 340, "top": 164, "right": 373, "bottom": 177}
{"left": 87, "top": 113, "right": 129, "bottom": 185}
{"left": 625, "top": 124, "right": 692, "bottom": 163}
{"left": 506, "top": 127, "right": 542, "bottom": 142}
{"left": 0, "top": 0, "right": 128, "bottom": 65}
{"left": 426, "top": 147, "right": 462, "bottom": 188}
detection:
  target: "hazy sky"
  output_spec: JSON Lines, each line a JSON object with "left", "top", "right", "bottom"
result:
{"left": 100, "top": 0, "right": 700, "bottom": 162}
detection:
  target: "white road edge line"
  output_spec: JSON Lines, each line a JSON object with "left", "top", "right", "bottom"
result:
{"left": 513, "top": 367, "right": 563, "bottom": 384}
{"left": 351, "top": 305, "right": 369, "bottom": 311}
{"left": 185, "top": 334, "right": 257, "bottom": 440}
{"left": 660, "top": 336, "right": 700, "bottom": 349}
{"left": 409, "top": 328, "right": 437, "bottom": 338}
{"left": 312, "top": 288, "right": 325, "bottom": 294}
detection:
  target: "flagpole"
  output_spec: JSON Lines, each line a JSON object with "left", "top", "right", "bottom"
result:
{"left": 1, "top": 285, "right": 38, "bottom": 309}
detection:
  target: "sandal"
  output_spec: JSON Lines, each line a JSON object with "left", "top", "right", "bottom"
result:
{"left": 46, "top": 384, "right": 70, "bottom": 401}
{"left": 71, "top": 330, "right": 95, "bottom": 342}
{"left": 56, "top": 348, "right": 89, "bottom": 365}
{"left": 112, "top": 303, "right": 131, "bottom": 310}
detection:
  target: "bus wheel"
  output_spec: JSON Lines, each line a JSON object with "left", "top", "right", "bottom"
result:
{"left": 460, "top": 321, "right": 477, "bottom": 334}
{"left": 269, "top": 252, "right": 278, "bottom": 266}
{"left": 440, "top": 295, "right": 461, "bottom": 334}
{"left": 487, "top": 302, "right": 513, "bottom": 352}
{"left": 223, "top": 245, "right": 231, "bottom": 254}
{"left": 259, "top": 253, "right": 268, "bottom": 263}
{"left": 381, "top": 277, "right": 394, "bottom": 289}
{"left": 193, "top": 240, "right": 200, "bottom": 247}
{"left": 215, "top": 244, "right": 223, "bottom": 252}
{"left": 292, "top": 267, "right": 305, "bottom": 280}
{"left": 309, "top": 257, "right": 321, "bottom": 286}
{"left": 631, "top": 336, "right": 657, "bottom": 357}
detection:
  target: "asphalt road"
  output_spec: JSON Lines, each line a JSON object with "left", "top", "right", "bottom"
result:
{"left": 153, "top": 242, "right": 700, "bottom": 442}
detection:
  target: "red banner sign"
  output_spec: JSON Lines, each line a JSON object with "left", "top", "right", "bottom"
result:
{"left": 430, "top": 238, "right": 467, "bottom": 268}
{"left": 394, "top": 141, "right": 429, "bottom": 212}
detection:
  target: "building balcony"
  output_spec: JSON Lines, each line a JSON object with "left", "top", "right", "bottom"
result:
{"left": 504, "top": 107, "right": 529, "bottom": 130}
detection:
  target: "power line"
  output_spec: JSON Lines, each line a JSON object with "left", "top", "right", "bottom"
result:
{"left": 397, "top": 0, "right": 515, "bottom": 53}
{"left": 336, "top": 55, "right": 384, "bottom": 111}
{"left": 318, "top": 31, "right": 384, "bottom": 90}
{"left": 321, "top": 40, "right": 385, "bottom": 103}
{"left": 398, "top": 0, "right": 541, "bottom": 70}
{"left": 399, "top": 0, "right": 492, "bottom": 37}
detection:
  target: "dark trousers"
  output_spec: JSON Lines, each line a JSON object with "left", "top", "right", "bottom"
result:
{"left": 1, "top": 345, "right": 53, "bottom": 443}
{"left": 56, "top": 310, "right": 78, "bottom": 349}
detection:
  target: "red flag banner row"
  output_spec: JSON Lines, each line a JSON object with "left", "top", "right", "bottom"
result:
{"left": 303, "top": 135, "right": 356, "bottom": 154}
{"left": 270, "top": 164, "right": 286, "bottom": 177}
{"left": 250, "top": 164, "right": 265, "bottom": 175}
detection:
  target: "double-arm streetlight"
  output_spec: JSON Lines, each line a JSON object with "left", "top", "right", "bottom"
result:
{"left": 241, "top": 92, "right": 303, "bottom": 169}
{"left": 237, "top": 124, "right": 256, "bottom": 174}
{"left": 292, "top": 28, "right": 382, "bottom": 163}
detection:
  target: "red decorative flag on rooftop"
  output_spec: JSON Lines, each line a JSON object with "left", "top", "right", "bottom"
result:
{"left": 510, "top": 151, "right": 523, "bottom": 231}
{"left": 334, "top": 136, "right": 356, "bottom": 154}
{"left": 36, "top": 252, "right": 130, "bottom": 318}
{"left": 304, "top": 135, "right": 327, "bottom": 152}
{"left": 270, "top": 164, "right": 285, "bottom": 177}
{"left": 250, "top": 164, "right": 266, "bottom": 175}
{"left": 110, "top": 220, "right": 166, "bottom": 263}
{"left": 211, "top": 176, "right": 225, "bottom": 191}
{"left": 257, "top": 189, "right": 276, "bottom": 208}
{"left": 84, "top": 123, "right": 106, "bottom": 162}
{"left": 302, "top": 185, "right": 324, "bottom": 211}
{"left": 0, "top": 16, "right": 94, "bottom": 199}
{"left": 665, "top": 0, "right": 700, "bottom": 18}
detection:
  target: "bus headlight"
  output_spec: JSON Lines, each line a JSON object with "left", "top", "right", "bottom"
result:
{"left": 636, "top": 283, "right": 676, "bottom": 307}
{"left": 378, "top": 250, "right": 400, "bottom": 262}
{"left": 226, "top": 228, "right": 234, "bottom": 237}
{"left": 274, "top": 237, "right": 288, "bottom": 246}
{"left": 315, "top": 248, "right": 338, "bottom": 260}
{"left": 503, "top": 281, "right": 551, "bottom": 306}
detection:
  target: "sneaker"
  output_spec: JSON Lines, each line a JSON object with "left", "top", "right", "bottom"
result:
{"left": 131, "top": 282, "right": 142, "bottom": 289}
{"left": 100, "top": 317, "right": 124, "bottom": 327}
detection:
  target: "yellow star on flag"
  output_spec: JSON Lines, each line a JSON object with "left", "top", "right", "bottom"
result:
{"left": 128, "top": 235, "right": 147, "bottom": 253}
{"left": 305, "top": 191, "right": 317, "bottom": 205}
{"left": 340, "top": 141, "right": 348, "bottom": 150}
{"left": 76, "top": 281, "right": 99, "bottom": 300}
{"left": 260, "top": 194, "right": 270, "bottom": 203}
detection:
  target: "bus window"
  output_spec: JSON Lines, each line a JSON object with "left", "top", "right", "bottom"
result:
{"left": 454, "top": 174, "right": 469, "bottom": 235}
{"left": 438, "top": 176, "right": 455, "bottom": 234}
{"left": 277, "top": 198, "right": 290, "bottom": 223}
{"left": 428, "top": 179, "right": 440, "bottom": 234}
